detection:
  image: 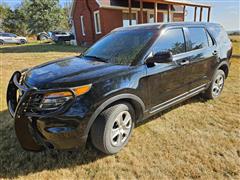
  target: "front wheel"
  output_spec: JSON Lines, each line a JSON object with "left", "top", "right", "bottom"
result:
{"left": 203, "top": 69, "right": 225, "bottom": 99}
{"left": 91, "top": 102, "right": 135, "bottom": 154}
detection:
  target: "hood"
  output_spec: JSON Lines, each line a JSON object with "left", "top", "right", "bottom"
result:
{"left": 24, "top": 56, "right": 130, "bottom": 89}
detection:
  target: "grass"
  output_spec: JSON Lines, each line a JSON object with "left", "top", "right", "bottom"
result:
{"left": 0, "top": 41, "right": 240, "bottom": 179}
{"left": 230, "top": 35, "right": 240, "bottom": 55}
{"left": 230, "top": 35, "right": 240, "bottom": 42}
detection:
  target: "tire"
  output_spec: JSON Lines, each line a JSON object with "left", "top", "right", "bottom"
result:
{"left": 20, "top": 39, "right": 27, "bottom": 44}
{"left": 90, "top": 102, "right": 135, "bottom": 154}
{"left": 202, "top": 69, "right": 225, "bottom": 99}
{"left": 0, "top": 40, "right": 4, "bottom": 45}
{"left": 39, "top": 35, "right": 48, "bottom": 41}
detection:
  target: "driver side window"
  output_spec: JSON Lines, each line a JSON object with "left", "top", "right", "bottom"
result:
{"left": 152, "top": 28, "right": 186, "bottom": 55}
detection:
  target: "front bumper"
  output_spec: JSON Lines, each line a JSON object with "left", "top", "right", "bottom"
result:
{"left": 7, "top": 71, "right": 88, "bottom": 151}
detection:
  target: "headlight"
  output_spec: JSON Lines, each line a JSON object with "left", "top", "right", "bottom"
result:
{"left": 39, "top": 84, "right": 92, "bottom": 110}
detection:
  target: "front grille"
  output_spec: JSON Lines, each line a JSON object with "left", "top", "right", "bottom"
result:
{"left": 9, "top": 72, "right": 75, "bottom": 117}
{"left": 26, "top": 94, "right": 44, "bottom": 113}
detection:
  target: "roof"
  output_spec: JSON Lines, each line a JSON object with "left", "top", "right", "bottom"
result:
{"left": 70, "top": 0, "right": 211, "bottom": 16}
{"left": 98, "top": 0, "right": 210, "bottom": 8}
{"left": 144, "top": 0, "right": 211, "bottom": 8}
{"left": 113, "top": 22, "right": 218, "bottom": 31}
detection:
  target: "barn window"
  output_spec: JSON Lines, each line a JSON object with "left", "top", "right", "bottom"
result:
{"left": 122, "top": 12, "right": 137, "bottom": 27}
{"left": 80, "top": 16, "right": 85, "bottom": 36}
{"left": 94, "top": 11, "right": 101, "bottom": 34}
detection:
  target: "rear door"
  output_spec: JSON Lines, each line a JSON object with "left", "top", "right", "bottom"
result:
{"left": 185, "top": 26, "right": 218, "bottom": 90}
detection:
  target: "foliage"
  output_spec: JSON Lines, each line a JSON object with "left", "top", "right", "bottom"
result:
{"left": 28, "top": 0, "right": 63, "bottom": 33}
{"left": 2, "top": 3, "right": 29, "bottom": 35}
{"left": 0, "top": 4, "right": 11, "bottom": 31}
{"left": 1, "top": 0, "right": 70, "bottom": 35}
{"left": 59, "top": 6, "right": 71, "bottom": 31}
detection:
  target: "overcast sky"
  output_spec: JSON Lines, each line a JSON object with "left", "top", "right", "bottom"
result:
{"left": 1, "top": 0, "right": 239, "bottom": 31}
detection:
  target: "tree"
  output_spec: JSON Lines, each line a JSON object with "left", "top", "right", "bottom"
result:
{"left": 58, "top": 5, "right": 71, "bottom": 31}
{"left": 0, "top": 4, "right": 11, "bottom": 31}
{"left": 27, "top": 0, "right": 65, "bottom": 33}
{"left": 1, "top": 0, "right": 70, "bottom": 35}
{"left": 2, "top": 3, "right": 29, "bottom": 35}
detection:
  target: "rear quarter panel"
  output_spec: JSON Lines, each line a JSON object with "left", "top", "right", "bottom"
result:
{"left": 207, "top": 24, "right": 232, "bottom": 61}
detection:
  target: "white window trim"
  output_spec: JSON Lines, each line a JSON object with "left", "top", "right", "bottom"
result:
{"left": 147, "top": 10, "right": 174, "bottom": 23}
{"left": 94, "top": 10, "right": 102, "bottom": 34}
{"left": 147, "top": 11, "right": 154, "bottom": 23}
{"left": 80, "top": 16, "right": 85, "bottom": 36}
{"left": 122, "top": 10, "right": 138, "bottom": 26}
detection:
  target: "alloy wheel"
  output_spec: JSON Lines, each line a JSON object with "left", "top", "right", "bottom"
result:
{"left": 212, "top": 73, "right": 224, "bottom": 97}
{"left": 110, "top": 111, "right": 132, "bottom": 147}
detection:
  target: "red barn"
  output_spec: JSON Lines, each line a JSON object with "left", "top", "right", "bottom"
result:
{"left": 71, "top": 0, "right": 211, "bottom": 45}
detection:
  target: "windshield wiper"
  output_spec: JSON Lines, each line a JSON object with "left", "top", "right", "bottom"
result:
{"left": 83, "top": 55, "right": 109, "bottom": 63}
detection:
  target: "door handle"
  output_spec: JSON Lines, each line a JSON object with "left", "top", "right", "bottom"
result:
{"left": 179, "top": 60, "right": 190, "bottom": 66}
{"left": 212, "top": 50, "right": 218, "bottom": 56}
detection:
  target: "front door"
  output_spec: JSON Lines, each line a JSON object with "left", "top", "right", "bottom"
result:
{"left": 146, "top": 28, "right": 190, "bottom": 112}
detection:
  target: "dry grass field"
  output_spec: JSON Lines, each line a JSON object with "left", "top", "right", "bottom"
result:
{"left": 0, "top": 39, "right": 239, "bottom": 179}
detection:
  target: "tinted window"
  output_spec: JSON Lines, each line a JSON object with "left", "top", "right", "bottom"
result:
{"left": 208, "top": 25, "right": 230, "bottom": 44}
{"left": 153, "top": 28, "right": 186, "bottom": 55}
{"left": 84, "top": 30, "right": 157, "bottom": 65}
{"left": 188, "top": 27, "right": 208, "bottom": 50}
{"left": 0, "top": 33, "right": 10, "bottom": 37}
{"left": 206, "top": 31, "right": 214, "bottom": 46}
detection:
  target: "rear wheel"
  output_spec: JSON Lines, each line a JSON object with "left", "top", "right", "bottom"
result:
{"left": 20, "top": 39, "right": 27, "bottom": 44}
{"left": 203, "top": 69, "right": 225, "bottom": 99}
{"left": 39, "top": 35, "right": 48, "bottom": 41}
{"left": 91, "top": 102, "right": 135, "bottom": 154}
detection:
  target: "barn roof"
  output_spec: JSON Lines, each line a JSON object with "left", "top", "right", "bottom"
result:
{"left": 70, "top": 0, "right": 211, "bottom": 17}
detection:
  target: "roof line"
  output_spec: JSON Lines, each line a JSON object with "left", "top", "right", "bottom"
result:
{"left": 159, "top": 0, "right": 211, "bottom": 8}
{"left": 70, "top": 0, "right": 211, "bottom": 16}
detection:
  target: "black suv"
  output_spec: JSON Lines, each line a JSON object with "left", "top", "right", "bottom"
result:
{"left": 7, "top": 22, "right": 232, "bottom": 154}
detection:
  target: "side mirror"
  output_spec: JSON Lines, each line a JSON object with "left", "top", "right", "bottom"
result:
{"left": 146, "top": 51, "right": 173, "bottom": 65}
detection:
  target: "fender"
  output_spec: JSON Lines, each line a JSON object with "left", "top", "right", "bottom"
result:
{"left": 215, "top": 60, "right": 229, "bottom": 78}
{"left": 83, "top": 93, "right": 145, "bottom": 136}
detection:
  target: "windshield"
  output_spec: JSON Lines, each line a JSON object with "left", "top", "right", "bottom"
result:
{"left": 83, "top": 29, "right": 157, "bottom": 65}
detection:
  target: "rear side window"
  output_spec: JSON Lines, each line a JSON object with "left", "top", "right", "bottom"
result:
{"left": 153, "top": 28, "right": 186, "bottom": 55}
{"left": 188, "top": 27, "right": 208, "bottom": 50}
{"left": 206, "top": 31, "right": 214, "bottom": 46}
{"left": 208, "top": 25, "right": 230, "bottom": 44}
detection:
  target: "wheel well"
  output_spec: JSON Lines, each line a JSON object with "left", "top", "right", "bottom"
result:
{"left": 105, "top": 98, "right": 144, "bottom": 123}
{"left": 218, "top": 64, "right": 229, "bottom": 78}
{"left": 87, "top": 98, "right": 144, "bottom": 143}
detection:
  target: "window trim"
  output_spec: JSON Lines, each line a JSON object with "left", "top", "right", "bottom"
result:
{"left": 122, "top": 10, "right": 138, "bottom": 27}
{"left": 80, "top": 16, "right": 85, "bottom": 36}
{"left": 205, "top": 29, "right": 216, "bottom": 47}
{"left": 163, "top": 12, "right": 173, "bottom": 22}
{"left": 94, "top": 10, "right": 102, "bottom": 34}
